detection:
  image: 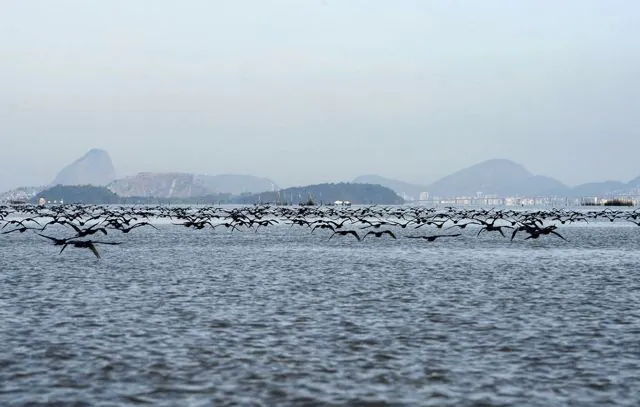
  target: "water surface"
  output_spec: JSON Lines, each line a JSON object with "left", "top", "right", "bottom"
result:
{"left": 1, "top": 217, "right": 639, "bottom": 406}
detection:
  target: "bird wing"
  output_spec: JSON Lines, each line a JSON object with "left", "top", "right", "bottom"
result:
{"left": 27, "top": 218, "right": 42, "bottom": 226}
{"left": 87, "top": 242, "right": 101, "bottom": 259}
{"left": 68, "top": 223, "right": 82, "bottom": 233}
{"left": 551, "top": 231, "right": 567, "bottom": 241}
{"left": 36, "top": 233, "right": 60, "bottom": 242}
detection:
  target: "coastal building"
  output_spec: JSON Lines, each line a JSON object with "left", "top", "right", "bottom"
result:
{"left": 400, "top": 192, "right": 415, "bottom": 201}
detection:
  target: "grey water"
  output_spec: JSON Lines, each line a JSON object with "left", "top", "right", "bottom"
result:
{"left": 1, "top": 220, "right": 640, "bottom": 406}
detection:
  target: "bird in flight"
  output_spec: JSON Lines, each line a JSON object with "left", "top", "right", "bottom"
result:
{"left": 36, "top": 233, "right": 72, "bottom": 246}
{"left": 59, "top": 240, "right": 122, "bottom": 259}
{"left": 362, "top": 230, "right": 396, "bottom": 240}
{"left": 328, "top": 229, "right": 361, "bottom": 241}
{"left": 407, "top": 233, "right": 461, "bottom": 242}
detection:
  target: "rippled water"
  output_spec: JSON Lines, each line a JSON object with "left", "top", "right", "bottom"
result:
{"left": 1, "top": 217, "right": 640, "bottom": 406}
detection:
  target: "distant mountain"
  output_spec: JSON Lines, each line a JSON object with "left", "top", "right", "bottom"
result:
{"left": 7, "top": 152, "right": 640, "bottom": 203}
{"left": 570, "top": 181, "right": 628, "bottom": 197}
{"left": 627, "top": 175, "right": 640, "bottom": 190}
{"left": 194, "top": 174, "right": 277, "bottom": 195}
{"left": 0, "top": 185, "right": 46, "bottom": 203}
{"left": 31, "top": 185, "right": 234, "bottom": 205}
{"left": 108, "top": 172, "right": 211, "bottom": 198}
{"left": 52, "top": 149, "right": 117, "bottom": 186}
{"left": 233, "top": 182, "right": 404, "bottom": 205}
{"left": 426, "top": 159, "right": 569, "bottom": 197}
{"left": 108, "top": 172, "right": 277, "bottom": 198}
{"left": 35, "top": 185, "right": 120, "bottom": 205}
{"left": 353, "top": 175, "right": 427, "bottom": 201}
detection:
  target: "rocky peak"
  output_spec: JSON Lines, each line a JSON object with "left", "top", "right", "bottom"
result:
{"left": 52, "top": 149, "right": 117, "bottom": 186}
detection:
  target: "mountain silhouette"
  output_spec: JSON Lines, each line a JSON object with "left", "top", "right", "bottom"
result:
{"left": 108, "top": 172, "right": 277, "bottom": 198}
{"left": 570, "top": 180, "right": 628, "bottom": 197}
{"left": 426, "top": 159, "right": 569, "bottom": 197}
{"left": 52, "top": 149, "right": 117, "bottom": 186}
{"left": 194, "top": 174, "right": 277, "bottom": 195}
{"left": 352, "top": 175, "right": 427, "bottom": 201}
{"left": 13, "top": 153, "right": 640, "bottom": 201}
{"left": 234, "top": 182, "right": 404, "bottom": 205}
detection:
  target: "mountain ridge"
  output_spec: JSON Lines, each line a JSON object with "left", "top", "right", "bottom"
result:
{"left": 3, "top": 150, "right": 640, "bottom": 200}
{"left": 233, "top": 182, "right": 404, "bottom": 205}
{"left": 425, "top": 158, "right": 569, "bottom": 197}
{"left": 29, "top": 183, "right": 403, "bottom": 205}
{"left": 108, "top": 172, "right": 278, "bottom": 198}
{"left": 355, "top": 159, "right": 640, "bottom": 198}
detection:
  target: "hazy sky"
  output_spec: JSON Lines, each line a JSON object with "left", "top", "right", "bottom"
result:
{"left": 1, "top": 0, "right": 639, "bottom": 192}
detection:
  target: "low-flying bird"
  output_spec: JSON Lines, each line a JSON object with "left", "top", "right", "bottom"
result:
{"left": 311, "top": 223, "right": 335, "bottom": 233}
{"left": 476, "top": 219, "right": 513, "bottom": 237}
{"left": 59, "top": 240, "right": 122, "bottom": 259}
{"left": 212, "top": 222, "right": 240, "bottom": 232}
{"left": 68, "top": 222, "right": 108, "bottom": 238}
{"left": 1, "top": 226, "right": 40, "bottom": 234}
{"left": 113, "top": 222, "right": 158, "bottom": 233}
{"left": 524, "top": 225, "right": 568, "bottom": 241}
{"left": 362, "top": 230, "right": 396, "bottom": 240}
{"left": 407, "top": 233, "right": 461, "bottom": 242}
{"left": 2, "top": 219, "right": 29, "bottom": 228}
{"left": 328, "top": 229, "right": 361, "bottom": 241}
{"left": 36, "top": 233, "right": 72, "bottom": 246}
{"left": 445, "top": 221, "right": 480, "bottom": 230}
{"left": 626, "top": 219, "right": 640, "bottom": 227}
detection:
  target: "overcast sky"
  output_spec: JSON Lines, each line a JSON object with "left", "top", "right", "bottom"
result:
{"left": 1, "top": 0, "right": 639, "bottom": 192}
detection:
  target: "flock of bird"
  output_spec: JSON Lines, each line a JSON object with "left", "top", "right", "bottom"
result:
{"left": 2, "top": 203, "right": 640, "bottom": 259}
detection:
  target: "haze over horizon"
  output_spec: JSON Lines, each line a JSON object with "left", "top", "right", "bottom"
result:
{"left": 2, "top": 0, "right": 639, "bottom": 192}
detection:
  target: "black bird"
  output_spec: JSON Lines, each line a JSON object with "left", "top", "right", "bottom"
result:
{"left": 1, "top": 225, "right": 40, "bottom": 234}
{"left": 445, "top": 221, "right": 480, "bottom": 230}
{"left": 328, "top": 230, "right": 361, "bottom": 241}
{"left": 627, "top": 219, "right": 640, "bottom": 227}
{"left": 212, "top": 222, "right": 240, "bottom": 232}
{"left": 2, "top": 219, "right": 40, "bottom": 230}
{"left": 476, "top": 218, "right": 513, "bottom": 237}
{"left": 407, "top": 233, "right": 461, "bottom": 242}
{"left": 524, "top": 225, "right": 568, "bottom": 241}
{"left": 362, "top": 230, "right": 396, "bottom": 240}
{"left": 36, "top": 233, "right": 72, "bottom": 246}
{"left": 68, "top": 222, "right": 108, "bottom": 238}
{"left": 286, "top": 218, "right": 313, "bottom": 228}
{"left": 59, "top": 240, "right": 122, "bottom": 259}
{"left": 311, "top": 223, "right": 336, "bottom": 233}
{"left": 113, "top": 222, "right": 158, "bottom": 233}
